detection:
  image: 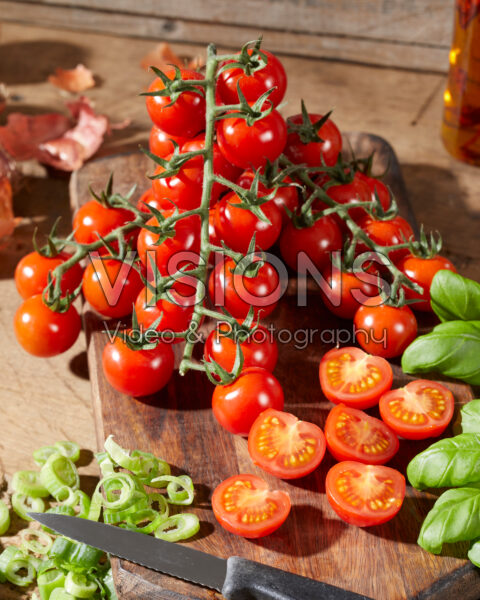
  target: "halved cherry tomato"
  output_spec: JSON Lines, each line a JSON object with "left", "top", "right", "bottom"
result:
{"left": 324, "top": 404, "right": 399, "bottom": 465}
{"left": 212, "top": 474, "right": 291, "bottom": 538}
{"left": 319, "top": 347, "right": 393, "bottom": 409}
{"left": 284, "top": 112, "right": 342, "bottom": 167}
{"left": 379, "top": 380, "right": 454, "bottom": 440}
{"left": 248, "top": 408, "right": 326, "bottom": 479}
{"left": 212, "top": 367, "right": 284, "bottom": 436}
{"left": 320, "top": 267, "right": 380, "bottom": 319}
{"left": 149, "top": 125, "right": 188, "bottom": 159}
{"left": 326, "top": 461, "right": 405, "bottom": 527}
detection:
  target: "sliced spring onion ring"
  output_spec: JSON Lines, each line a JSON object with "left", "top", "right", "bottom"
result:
{"left": 40, "top": 453, "right": 79, "bottom": 501}
{"left": 0, "top": 546, "right": 22, "bottom": 582}
{"left": 62, "top": 490, "right": 91, "bottom": 519}
{"left": 97, "top": 473, "right": 137, "bottom": 511}
{"left": 104, "top": 436, "right": 143, "bottom": 473}
{"left": 122, "top": 506, "right": 168, "bottom": 534}
{"left": 0, "top": 498, "right": 10, "bottom": 535}
{"left": 54, "top": 441, "right": 81, "bottom": 463}
{"left": 154, "top": 513, "right": 200, "bottom": 542}
{"left": 50, "top": 537, "right": 104, "bottom": 572}
{"left": 37, "top": 567, "right": 65, "bottom": 600}
{"left": 103, "top": 492, "right": 149, "bottom": 524}
{"left": 150, "top": 475, "right": 195, "bottom": 505}
{"left": 12, "top": 492, "right": 45, "bottom": 521}
{"left": 65, "top": 571, "right": 98, "bottom": 598}
{"left": 12, "top": 470, "right": 50, "bottom": 498}
{"left": 33, "top": 445, "right": 58, "bottom": 467}
{"left": 5, "top": 555, "right": 37, "bottom": 587}
{"left": 19, "top": 528, "right": 53, "bottom": 555}
{"left": 94, "top": 452, "right": 115, "bottom": 477}
{"left": 50, "top": 589, "right": 76, "bottom": 600}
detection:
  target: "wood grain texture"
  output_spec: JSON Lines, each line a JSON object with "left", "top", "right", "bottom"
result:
{"left": 71, "top": 137, "right": 479, "bottom": 600}
{"left": 0, "top": 0, "right": 452, "bottom": 72}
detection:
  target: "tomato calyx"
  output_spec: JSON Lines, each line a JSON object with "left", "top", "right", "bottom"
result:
{"left": 142, "top": 65, "right": 205, "bottom": 105}
{"left": 42, "top": 271, "right": 80, "bottom": 314}
{"left": 218, "top": 38, "right": 269, "bottom": 77}
{"left": 107, "top": 308, "right": 167, "bottom": 351}
{"left": 88, "top": 172, "right": 137, "bottom": 211}
{"left": 31, "top": 217, "right": 67, "bottom": 258}
{"left": 287, "top": 100, "right": 332, "bottom": 145}
{"left": 407, "top": 225, "right": 443, "bottom": 260}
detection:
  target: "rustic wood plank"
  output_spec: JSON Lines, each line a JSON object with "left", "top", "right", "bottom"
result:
{"left": 0, "top": 1, "right": 451, "bottom": 72}
{"left": 70, "top": 139, "right": 479, "bottom": 600}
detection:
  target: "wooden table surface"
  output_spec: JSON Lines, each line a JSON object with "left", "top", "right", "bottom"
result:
{"left": 0, "top": 20, "right": 479, "bottom": 599}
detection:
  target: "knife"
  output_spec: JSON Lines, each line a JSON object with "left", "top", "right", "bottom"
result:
{"left": 29, "top": 512, "right": 371, "bottom": 600}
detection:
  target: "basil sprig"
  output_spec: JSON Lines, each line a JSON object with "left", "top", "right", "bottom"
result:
{"left": 430, "top": 270, "right": 480, "bottom": 322}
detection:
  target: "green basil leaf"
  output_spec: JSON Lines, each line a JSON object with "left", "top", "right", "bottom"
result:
{"left": 461, "top": 400, "right": 480, "bottom": 434}
{"left": 407, "top": 433, "right": 480, "bottom": 489}
{"left": 468, "top": 537, "right": 480, "bottom": 567}
{"left": 418, "top": 483, "right": 480, "bottom": 554}
{"left": 430, "top": 270, "right": 480, "bottom": 322}
{"left": 401, "top": 321, "right": 480, "bottom": 385}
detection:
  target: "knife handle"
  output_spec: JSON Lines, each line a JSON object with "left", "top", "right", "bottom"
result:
{"left": 221, "top": 556, "right": 371, "bottom": 600}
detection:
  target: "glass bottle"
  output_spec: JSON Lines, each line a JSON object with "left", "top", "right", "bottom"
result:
{"left": 442, "top": 0, "right": 480, "bottom": 164}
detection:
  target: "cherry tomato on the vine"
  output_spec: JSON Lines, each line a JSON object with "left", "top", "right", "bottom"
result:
{"left": 14, "top": 295, "right": 81, "bottom": 357}
{"left": 284, "top": 112, "right": 342, "bottom": 167}
{"left": 145, "top": 68, "right": 205, "bottom": 137}
{"left": 322, "top": 172, "right": 374, "bottom": 227}
{"left": 326, "top": 461, "right": 405, "bottom": 527}
{"left": 15, "top": 251, "right": 83, "bottom": 300}
{"left": 216, "top": 109, "right": 287, "bottom": 170}
{"left": 379, "top": 380, "right": 454, "bottom": 440}
{"left": 212, "top": 367, "right": 284, "bottom": 436}
{"left": 149, "top": 125, "right": 189, "bottom": 159}
{"left": 136, "top": 187, "right": 164, "bottom": 214}
{"left": 320, "top": 267, "right": 380, "bottom": 319}
{"left": 354, "top": 297, "right": 418, "bottom": 359}
{"left": 73, "top": 200, "right": 136, "bottom": 247}
{"left": 324, "top": 404, "right": 399, "bottom": 465}
{"left": 212, "top": 474, "right": 291, "bottom": 538}
{"left": 355, "top": 172, "right": 391, "bottom": 211}
{"left": 319, "top": 346, "right": 393, "bottom": 409}
{"left": 248, "top": 408, "right": 326, "bottom": 479}
{"left": 357, "top": 215, "right": 414, "bottom": 264}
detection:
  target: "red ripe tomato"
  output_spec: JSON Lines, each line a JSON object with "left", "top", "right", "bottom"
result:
{"left": 326, "top": 461, "right": 405, "bottom": 527}
{"left": 284, "top": 113, "right": 342, "bottom": 167}
{"left": 204, "top": 322, "right": 278, "bottom": 373}
{"left": 212, "top": 474, "right": 291, "bottom": 538}
{"left": 248, "top": 408, "right": 326, "bottom": 479}
{"left": 397, "top": 254, "right": 457, "bottom": 312}
{"left": 236, "top": 169, "right": 299, "bottom": 224}
{"left": 354, "top": 298, "right": 418, "bottom": 359}
{"left": 82, "top": 256, "right": 143, "bottom": 319}
{"left": 323, "top": 172, "right": 374, "bottom": 227}
{"left": 324, "top": 404, "right": 399, "bottom": 465}
{"left": 102, "top": 332, "right": 174, "bottom": 397}
{"left": 14, "top": 294, "right": 81, "bottom": 357}
{"left": 217, "top": 49, "right": 287, "bottom": 108}
{"left": 151, "top": 151, "right": 203, "bottom": 211}
{"left": 137, "top": 210, "right": 200, "bottom": 273}
{"left": 149, "top": 125, "right": 189, "bottom": 159}
{"left": 209, "top": 257, "right": 281, "bottom": 319}
{"left": 15, "top": 251, "right": 83, "bottom": 300}
{"left": 379, "top": 380, "right": 454, "bottom": 440}
{"left": 216, "top": 110, "right": 287, "bottom": 170}
{"left": 279, "top": 214, "right": 342, "bottom": 272}
{"left": 214, "top": 191, "right": 282, "bottom": 253}
{"left": 136, "top": 188, "right": 164, "bottom": 214}
{"left": 134, "top": 286, "right": 194, "bottom": 343}
{"left": 357, "top": 216, "right": 414, "bottom": 263}
{"left": 73, "top": 200, "right": 136, "bottom": 246}
{"left": 145, "top": 68, "right": 205, "bottom": 137}
{"left": 212, "top": 367, "right": 284, "bottom": 436}
{"left": 320, "top": 267, "right": 380, "bottom": 319}
{"left": 355, "top": 172, "right": 391, "bottom": 210}
{"left": 319, "top": 346, "right": 393, "bottom": 409}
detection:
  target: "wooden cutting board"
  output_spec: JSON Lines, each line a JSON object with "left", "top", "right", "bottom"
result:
{"left": 70, "top": 133, "right": 479, "bottom": 600}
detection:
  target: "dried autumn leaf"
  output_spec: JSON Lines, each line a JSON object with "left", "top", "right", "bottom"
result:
{"left": 140, "top": 42, "right": 204, "bottom": 72}
{"left": 47, "top": 64, "right": 95, "bottom": 93}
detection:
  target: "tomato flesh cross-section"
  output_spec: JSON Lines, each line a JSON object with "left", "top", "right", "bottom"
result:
{"left": 319, "top": 347, "right": 393, "bottom": 409}
{"left": 379, "top": 379, "right": 454, "bottom": 440}
{"left": 212, "top": 474, "right": 291, "bottom": 538}
{"left": 325, "top": 404, "right": 399, "bottom": 465}
{"left": 248, "top": 409, "right": 326, "bottom": 479}
{"left": 326, "top": 461, "right": 405, "bottom": 527}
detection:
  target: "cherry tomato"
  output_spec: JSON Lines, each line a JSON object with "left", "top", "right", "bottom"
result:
{"left": 279, "top": 214, "right": 342, "bottom": 272}
{"left": 82, "top": 256, "right": 143, "bottom": 319}
{"left": 212, "top": 367, "right": 284, "bottom": 436}
{"left": 214, "top": 191, "right": 282, "bottom": 253}
{"left": 284, "top": 113, "right": 342, "bottom": 167}
{"left": 326, "top": 461, "right": 405, "bottom": 527}
{"left": 212, "top": 474, "right": 291, "bottom": 538}
{"left": 355, "top": 172, "right": 391, "bottom": 210}
{"left": 209, "top": 257, "right": 281, "bottom": 320}
{"left": 397, "top": 254, "right": 457, "bottom": 312}
{"left": 357, "top": 216, "right": 414, "bottom": 264}
{"left": 319, "top": 346, "right": 393, "bottom": 409}
{"left": 102, "top": 332, "right": 174, "bottom": 397}
{"left": 216, "top": 109, "right": 287, "bottom": 170}
{"left": 324, "top": 404, "right": 399, "bottom": 465}
{"left": 323, "top": 172, "right": 374, "bottom": 227}
{"left": 145, "top": 68, "right": 205, "bottom": 137}
{"left": 248, "top": 408, "right": 326, "bottom": 479}
{"left": 151, "top": 151, "right": 203, "bottom": 211}
{"left": 73, "top": 200, "right": 136, "bottom": 247}
{"left": 15, "top": 251, "right": 83, "bottom": 300}
{"left": 136, "top": 187, "right": 164, "bottom": 214}
{"left": 320, "top": 267, "right": 380, "bottom": 319}
{"left": 134, "top": 286, "right": 194, "bottom": 344}
{"left": 149, "top": 125, "right": 188, "bottom": 159}
{"left": 14, "top": 294, "right": 81, "bottom": 357}
{"left": 137, "top": 210, "right": 200, "bottom": 273}
{"left": 236, "top": 170, "right": 299, "bottom": 224}
{"left": 204, "top": 322, "right": 278, "bottom": 374}
{"left": 379, "top": 380, "right": 454, "bottom": 440}
{"left": 354, "top": 298, "right": 418, "bottom": 359}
